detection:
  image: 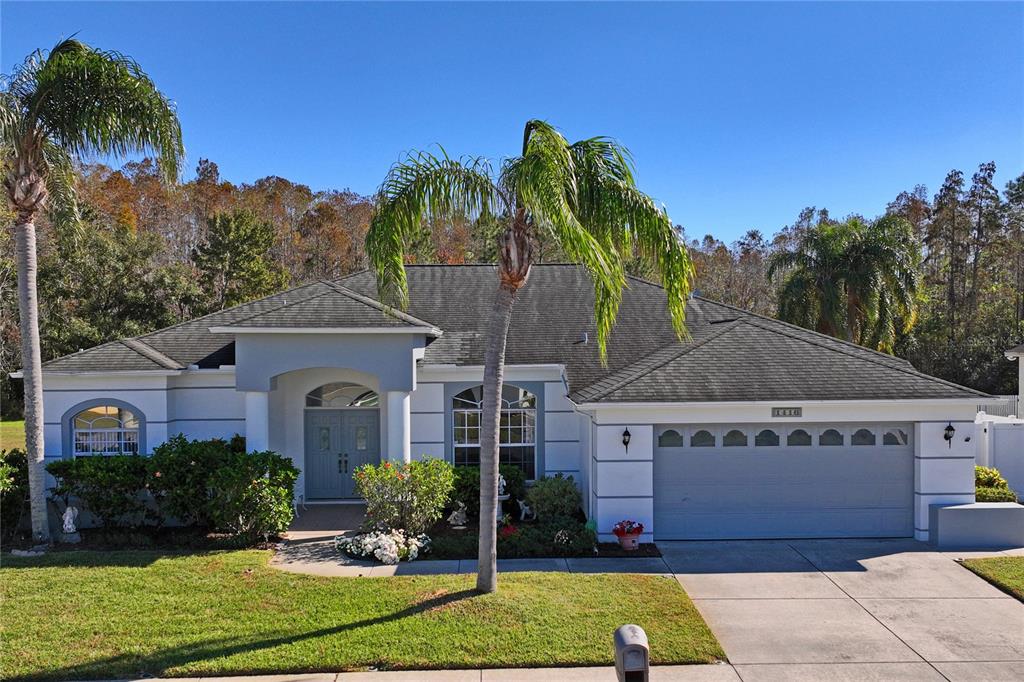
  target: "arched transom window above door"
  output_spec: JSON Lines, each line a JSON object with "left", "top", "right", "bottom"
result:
{"left": 306, "top": 382, "right": 379, "bottom": 408}
{"left": 73, "top": 405, "right": 140, "bottom": 456}
{"left": 452, "top": 384, "right": 537, "bottom": 480}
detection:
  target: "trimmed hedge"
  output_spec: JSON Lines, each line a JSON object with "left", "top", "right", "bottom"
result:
{"left": 45, "top": 436, "right": 298, "bottom": 541}
{"left": 975, "top": 465, "right": 1018, "bottom": 503}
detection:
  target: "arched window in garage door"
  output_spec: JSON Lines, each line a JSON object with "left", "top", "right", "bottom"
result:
{"left": 658, "top": 429, "right": 684, "bottom": 447}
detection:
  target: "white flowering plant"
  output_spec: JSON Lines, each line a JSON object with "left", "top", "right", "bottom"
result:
{"left": 335, "top": 530, "right": 431, "bottom": 564}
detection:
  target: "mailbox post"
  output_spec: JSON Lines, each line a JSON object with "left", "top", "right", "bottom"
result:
{"left": 614, "top": 624, "right": 650, "bottom": 682}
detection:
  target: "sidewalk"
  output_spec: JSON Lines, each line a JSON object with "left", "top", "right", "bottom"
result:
{"left": 128, "top": 664, "right": 742, "bottom": 681}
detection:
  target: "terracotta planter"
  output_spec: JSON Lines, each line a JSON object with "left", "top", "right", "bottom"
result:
{"left": 617, "top": 532, "right": 641, "bottom": 551}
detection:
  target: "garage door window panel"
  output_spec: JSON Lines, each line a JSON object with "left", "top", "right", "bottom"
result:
{"left": 690, "top": 429, "right": 716, "bottom": 447}
{"left": 819, "top": 428, "right": 844, "bottom": 446}
{"left": 658, "top": 429, "right": 684, "bottom": 447}
{"left": 787, "top": 428, "right": 812, "bottom": 446}
{"left": 884, "top": 428, "right": 909, "bottom": 446}
{"left": 852, "top": 428, "right": 877, "bottom": 446}
{"left": 723, "top": 429, "right": 748, "bottom": 447}
{"left": 755, "top": 429, "right": 780, "bottom": 447}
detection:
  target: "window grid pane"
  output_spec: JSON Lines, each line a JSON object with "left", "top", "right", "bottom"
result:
{"left": 452, "top": 402, "right": 536, "bottom": 478}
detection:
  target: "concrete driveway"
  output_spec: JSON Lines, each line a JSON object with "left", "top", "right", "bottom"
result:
{"left": 662, "top": 539, "right": 1024, "bottom": 681}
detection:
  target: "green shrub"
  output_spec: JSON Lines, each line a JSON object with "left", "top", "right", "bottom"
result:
{"left": 208, "top": 451, "right": 298, "bottom": 542}
{"left": 355, "top": 458, "right": 455, "bottom": 534}
{"left": 525, "top": 473, "right": 582, "bottom": 521}
{"left": 450, "top": 465, "right": 527, "bottom": 519}
{"left": 976, "top": 486, "right": 1018, "bottom": 503}
{"left": 47, "top": 456, "right": 152, "bottom": 528}
{"left": 976, "top": 465, "right": 1010, "bottom": 490}
{"left": 149, "top": 435, "right": 234, "bottom": 527}
{"left": 0, "top": 449, "right": 29, "bottom": 541}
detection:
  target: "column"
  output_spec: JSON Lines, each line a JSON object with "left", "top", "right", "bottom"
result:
{"left": 244, "top": 391, "right": 270, "bottom": 453}
{"left": 914, "top": 421, "right": 976, "bottom": 541}
{"left": 386, "top": 390, "right": 411, "bottom": 464}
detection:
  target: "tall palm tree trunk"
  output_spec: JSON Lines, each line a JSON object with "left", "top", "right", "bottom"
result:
{"left": 477, "top": 215, "right": 531, "bottom": 593}
{"left": 476, "top": 283, "right": 516, "bottom": 593}
{"left": 14, "top": 216, "right": 50, "bottom": 543}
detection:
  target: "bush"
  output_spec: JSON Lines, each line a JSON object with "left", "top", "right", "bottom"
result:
{"left": 0, "top": 449, "right": 29, "bottom": 541}
{"left": 148, "top": 436, "right": 233, "bottom": 526}
{"left": 355, "top": 458, "right": 454, "bottom": 534}
{"left": 47, "top": 455, "right": 152, "bottom": 528}
{"left": 977, "top": 486, "right": 1018, "bottom": 503}
{"left": 337, "top": 530, "right": 430, "bottom": 564}
{"left": 208, "top": 451, "right": 298, "bottom": 542}
{"left": 976, "top": 465, "right": 1010, "bottom": 490}
{"left": 450, "top": 465, "right": 527, "bottom": 519}
{"left": 526, "top": 473, "right": 582, "bottom": 521}
{"left": 430, "top": 518, "right": 597, "bottom": 559}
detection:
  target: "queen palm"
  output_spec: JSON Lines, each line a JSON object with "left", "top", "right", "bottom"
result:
{"left": 1, "top": 39, "right": 183, "bottom": 543}
{"left": 366, "top": 120, "right": 693, "bottom": 592}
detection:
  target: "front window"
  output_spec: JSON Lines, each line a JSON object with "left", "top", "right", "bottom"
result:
{"left": 306, "top": 382, "right": 379, "bottom": 407}
{"left": 73, "top": 405, "right": 140, "bottom": 456}
{"left": 452, "top": 384, "right": 536, "bottom": 479}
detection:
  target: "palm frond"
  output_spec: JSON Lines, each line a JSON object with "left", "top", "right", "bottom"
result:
{"left": 38, "top": 138, "right": 80, "bottom": 232}
{"left": 367, "top": 150, "right": 497, "bottom": 307}
{"left": 28, "top": 38, "right": 184, "bottom": 183}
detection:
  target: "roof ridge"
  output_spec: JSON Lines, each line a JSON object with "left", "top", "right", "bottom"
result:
{"left": 321, "top": 280, "right": 440, "bottom": 328}
{"left": 737, "top": 316, "right": 991, "bottom": 397}
{"left": 218, "top": 286, "right": 332, "bottom": 327}
{"left": 138, "top": 280, "right": 326, "bottom": 344}
{"left": 576, "top": 320, "right": 744, "bottom": 401}
{"left": 690, "top": 294, "right": 914, "bottom": 368}
{"left": 120, "top": 338, "right": 181, "bottom": 370}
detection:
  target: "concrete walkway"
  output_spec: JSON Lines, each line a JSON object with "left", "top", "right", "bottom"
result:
{"left": 271, "top": 535, "right": 1024, "bottom": 680}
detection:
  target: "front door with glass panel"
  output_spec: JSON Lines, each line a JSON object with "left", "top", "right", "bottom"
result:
{"left": 304, "top": 409, "right": 380, "bottom": 499}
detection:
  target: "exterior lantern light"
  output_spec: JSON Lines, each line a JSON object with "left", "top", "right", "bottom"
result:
{"left": 622, "top": 428, "right": 631, "bottom": 454}
{"left": 943, "top": 422, "right": 955, "bottom": 448}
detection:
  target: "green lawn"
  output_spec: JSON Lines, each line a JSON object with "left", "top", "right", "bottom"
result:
{"left": 1, "top": 419, "right": 25, "bottom": 451}
{"left": 961, "top": 556, "right": 1024, "bottom": 601}
{"left": 1, "top": 550, "right": 724, "bottom": 680}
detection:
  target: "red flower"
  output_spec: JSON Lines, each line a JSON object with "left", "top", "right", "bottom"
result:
{"left": 499, "top": 524, "right": 518, "bottom": 539}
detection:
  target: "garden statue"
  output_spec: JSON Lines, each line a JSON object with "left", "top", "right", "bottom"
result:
{"left": 517, "top": 498, "right": 534, "bottom": 521}
{"left": 447, "top": 502, "right": 468, "bottom": 529}
{"left": 496, "top": 475, "right": 511, "bottom": 527}
{"left": 62, "top": 506, "right": 78, "bottom": 534}
{"left": 497, "top": 474, "right": 507, "bottom": 496}
{"left": 60, "top": 506, "right": 81, "bottom": 544}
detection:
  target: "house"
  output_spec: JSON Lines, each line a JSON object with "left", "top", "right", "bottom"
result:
{"left": 34, "top": 264, "right": 989, "bottom": 542}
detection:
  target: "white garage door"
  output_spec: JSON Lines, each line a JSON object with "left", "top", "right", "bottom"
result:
{"left": 654, "top": 424, "right": 914, "bottom": 540}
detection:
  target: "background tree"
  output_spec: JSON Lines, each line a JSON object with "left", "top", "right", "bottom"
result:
{"left": 0, "top": 38, "right": 183, "bottom": 542}
{"left": 194, "top": 210, "right": 289, "bottom": 311}
{"left": 366, "top": 120, "right": 694, "bottom": 592}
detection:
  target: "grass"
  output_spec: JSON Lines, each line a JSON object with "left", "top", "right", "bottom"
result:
{"left": 0, "top": 419, "right": 25, "bottom": 451}
{"left": 961, "top": 556, "right": 1024, "bottom": 601}
{"left": 0, "top": 550, "right": 724, "bottom": 680}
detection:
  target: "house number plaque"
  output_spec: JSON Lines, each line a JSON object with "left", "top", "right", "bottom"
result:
{"left": 771, "top": 407, "right": 802, "bottom": 418}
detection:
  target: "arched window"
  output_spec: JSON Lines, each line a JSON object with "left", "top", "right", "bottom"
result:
{"left": 723, "top": 429, "right": 748, "bottom": 447}
{"left": 690, "top": 429, "right": 716, "bottom": 447}
{"left": 852, "top": 428, "right": 876, "bottom": 446}
{"left": 755, "top": 429, "right": 780, "bottom": 447}
{"left": 72, "top": 405, "right": 140, "bottom": 456}
{"left": 306, "top": 382, "right": 379, "bottom": 408}
{"left": 452, "top": 384, "right": 536, "bottom": 479}
{"left": 820, "top": 428, "right": 844, "bottom": 446}
{"left": 787, "top": 429, "right": 812, "bottom": 446}
{"left": 883, "top": 429, "right": 909, "bottom": 446}
{"left": 658, "top": 429, "right": 684, "bottom": 447}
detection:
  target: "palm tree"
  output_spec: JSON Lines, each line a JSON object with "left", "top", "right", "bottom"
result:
{"left": 1, "top": 39, "right": 183, "bottom": 543}
{"left": 768, "top": 216, "right": 919, "bottom": 352}
{"left": 366, "top": 120, "right": 693, "bottom": 593}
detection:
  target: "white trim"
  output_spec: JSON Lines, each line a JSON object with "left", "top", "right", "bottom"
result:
{"left": 574, "top": 398, "right": 986, "bottom": 410}
{"left": 209, "top": 325, "right": 442, "bottom": 336}
{"left": 425, "top": 363, "right": 565, "bottom": 372}
{"left": 18, "top": 365, "right": 237, "bottom": 379}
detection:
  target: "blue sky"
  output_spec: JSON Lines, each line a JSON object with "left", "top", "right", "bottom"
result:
{"left": 2, "top": 2, "right": 1022, "bottom": 242}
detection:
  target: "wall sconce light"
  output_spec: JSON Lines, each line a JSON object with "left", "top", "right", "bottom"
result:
{"left": 943, "top": 422, "right": 955, "bottom": 448}
{"left": 622, "top": 428, "right": 632, "bottom": 454}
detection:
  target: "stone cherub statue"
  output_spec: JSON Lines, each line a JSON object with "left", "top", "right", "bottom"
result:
{"left": 517, "top": 498, "right": 534, "bottom": 521}
{"left": 62, "top": 506, "right": 79, "bottom": 534}
{"left": 447, "top": 501, "right": 468, "bottom": 529}
{"left": 497, "top": 474, "right": 507, "bottom": 497}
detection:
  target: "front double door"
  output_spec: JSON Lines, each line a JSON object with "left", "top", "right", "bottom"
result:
{"left": 305, "top": 409, "right": 380, "bottom": 499}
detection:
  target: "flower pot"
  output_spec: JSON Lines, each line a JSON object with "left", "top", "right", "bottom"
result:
{"left": 617, "top": 532, "right": 641, "bottom": 551}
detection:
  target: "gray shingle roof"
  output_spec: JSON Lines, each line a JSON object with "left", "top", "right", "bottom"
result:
{"left": 216, "top": 282, "right": 438, "bottom": 330}
{"left": 39, "top": 264, "right": 989, "bottom": 403}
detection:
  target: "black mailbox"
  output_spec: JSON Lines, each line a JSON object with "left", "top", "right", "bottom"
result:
{"left": 614, "top": 623, "right": 650, "bottom": 682}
